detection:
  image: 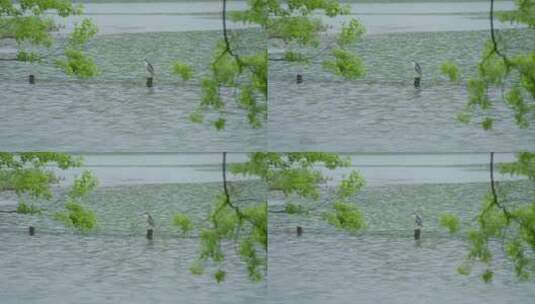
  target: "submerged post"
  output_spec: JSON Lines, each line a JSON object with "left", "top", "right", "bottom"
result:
{"left": 414, "top": 228, "right": 420, "bottom": 240}
{"left": 414, "top": 77, "right": 421, "bottom": 89}
{"left": 413, "top": 212, "right": 422, "bottom": 240}
{"left": 296, "top": 226, "right": 303, "bottom": 236}
{"left": 29, "top": 74, "right": 35, "bottom": 84}
{"left": 29, "top": 226, "right": 35, "bottom": 236}
{"left": 146, "top": 229, "right": 153, "bottom": 240}
{"left": 296, "top": 74, "right": 303, "bottom": 84}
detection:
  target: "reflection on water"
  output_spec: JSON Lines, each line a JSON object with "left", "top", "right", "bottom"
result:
{"left": 268, "top": 180, "right": 535, "bottom": 304}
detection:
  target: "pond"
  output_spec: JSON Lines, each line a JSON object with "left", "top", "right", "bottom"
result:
{"left": 268, "top": 1, "right": 535, "bottom": 151}
{"left": 0, "top": 153, "right": 267, "bottom": 304}
{"left": 0, "top": 1, "right": 266, "bottom": 152}
{"left": 268, "top": 153, "right": 535, "bottom": 303}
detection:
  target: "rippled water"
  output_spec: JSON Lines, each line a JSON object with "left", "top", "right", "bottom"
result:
{"left": 0, "top": 175, "right": 267, "bottom": 303}
{"left": 268, "top": 6, "right": 535, "bottom": 151}
{"left": 268, "top": 180, "right": 535, "bottom": 304}
{"left": 0, "top": 3, "right": 266, "bottom": 151}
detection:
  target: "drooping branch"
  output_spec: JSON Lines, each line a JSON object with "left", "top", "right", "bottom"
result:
{"left": 489, "top": 152, "right": 512, "bottom": 220}
{"left": 489, "top": 0, "right": 509, "bottom": 63}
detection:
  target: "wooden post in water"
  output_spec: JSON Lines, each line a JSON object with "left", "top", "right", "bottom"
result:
{"left": 414, "top": 228, "right": 421, "bottom": 240}
{"left": 296, "top": 74, "right": 303, "bottom": 84}
{"left": 29, "top": 74, "right": 35, "bottom": 84}
{"left": 146, "top": 229, "right": 153, "bottom": 240}
{"left": 296, "top": 226, "right": 303, "bottom": 236}
{"left": 146, "top": 77, "right": 153, "bottom": 88}
{"left": 414, "top": 77, "right": 421, "bottom": 89}
{"left": 29, "top": 226, "right": 35, "bottom": 236}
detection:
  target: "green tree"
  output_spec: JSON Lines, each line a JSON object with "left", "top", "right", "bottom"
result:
{"left": 438, "top": 0, "right": 535, "bottom": 282}
{"left": 188, "top": 152, "right": 366, "bottom": 283}
{"left": 184, "top": 0, "right": 366, "bottom": 130}
{"left": 0, "top": 152, "right": 99, "bottom": 231}
{"left": 443, "top": 0, "right": 534, "bottom": 130}
{"left": 0, "top": 0, "right": 99, "bottom": 78}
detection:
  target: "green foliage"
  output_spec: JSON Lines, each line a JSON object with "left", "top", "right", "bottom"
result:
{"left": 172, "top": 212, "right": 194, "bottom": 235}
{"left": 45, "top": 158, "right": 99, "bottom": 232}
{"left": 439, "top": 213, "right": 460, "bottom": 234}
{"left": 458, "top": 1, "right": 535, "bottom": 130}
{"left": 1, "top": 1, "right": 98, "bottom": 77}
{"left": 457, "top": 262, "right": 472, "bottom": 276}
{"left": 214, "top": 269, "right": 226, "bottom": 283}
{"left": 230, "top": 152, "right": 350, "bottom": 199}
{"left": 189, "top": 260, "right": 204, "bottom": 275}
{"left": 440, "top": 61, "right": 460, "bottom": 82}
{"left": 337, "top": 170, "right": 366, "bottom": 199}
{"left": 16, "top": 50, "right": 42, "bottom": 63}
{"left": 68, "top": 18, "right": 97, "bottom": 46}
{"left": 284, "top": 202, "right": 308, "bottom": 215}
{"left": 16, "top": 200, "right": 42, "bottom": 215}
{"left": 0, "top": 152, "right": 82, "bottom": 199}
{"left": 337, "top": 19, "right": 366, "bottom": 47}
{"left": 54, "top": 200, "right": 97, "bottom": 232}
{"left": 187, "top": 0, "right": 364, "bottom": 129}
{"left": 500, "top": 152, "right": 535, "bottom": 179}
{"left": 55, "top": 48, "right": 99, "bottom": 78}
{"left": 191, "top": 190, "right": 267, "bottom": 283}
{"left": 69, "top": 170, "right": 98, "bottom": 199}
{"left": 171, "top": 61, "right": 194, "bottom": 81}
{"left": 283, "top": 51, "right": 309, "bottom": 63}
{"left": 55, "top": 18, "right": 99, "bottom": 78}
{"left": 323, "top": 201, "right": 366, "bottom": 232}
{"left": 482, "top": 269, "right": 494, "bottom": 283}
{"left": 497, "top": 0, "right": 535, "bottom": 28}
{"left": 322, "top": 48, "right": 365, "bottom": 79}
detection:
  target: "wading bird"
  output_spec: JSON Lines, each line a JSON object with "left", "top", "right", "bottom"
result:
{"left": 144, "top": 58, "right": 154, "bottom": 77}
{"left": 412, "top": 61, "right": 422, "bottom": 88}
{"left": 412, "top": 61, "right": 422, "bottom": 77}
{"left": 414, "top": 213, "right": 423, "bottom": 228}
{"left": 143, "top": 213, "right": 155, "bottom": 228}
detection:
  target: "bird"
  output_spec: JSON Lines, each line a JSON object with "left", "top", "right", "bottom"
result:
{"left": 143, "top": 58, "right": 154, "bottom": 77}
{"left": 414, "top": 213, "right": 423, "bottom": 228}
{"left": 143, "top": 213, "right": 155, "bottom": 228}
{"left": 412, "top": 61, "right": 422, "bottom": 77}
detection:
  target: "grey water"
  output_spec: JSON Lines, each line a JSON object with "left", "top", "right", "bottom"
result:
{"left": 1, "top": 152, "right": 533, "bottom": 303}
{"left": 268, "top": 1, "right": 535, "bottom": 151}
{"left": 268, "top": 158, "right": 535, "bottom": 303}
{"left": 0, "top": 1, "right": 266, "bottom": 151}
{"left": 0, "top": 153, "right": 267, "bottom": 304}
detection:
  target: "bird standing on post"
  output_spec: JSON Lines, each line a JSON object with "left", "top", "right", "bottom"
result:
{"left": 144, "top": 58, "right": 154, "bottom": 77}
{"left": 143, "top": 212, "right": 155, "bottom": 240}
{"left": 143, "top": 212, "right": 155, "bottom": 228}
{"left": 144, "top": 58, "right": 155, "bottom": 87}
{"left": 413, "top": 212, "right": 423, "bottom": 240}
{"left": 412, "top": 61, "right": 422, "bottom": 89}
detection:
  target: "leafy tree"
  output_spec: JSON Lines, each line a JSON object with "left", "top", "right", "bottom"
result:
{"left": 0, "top": 0, "right": 99, "bottom": 78}
{"left": 441, "top": 152, "right": 535, "bottom": 282}
{"left": 438, "top": 0, "right": 535, "bottom": 282}
{"left": 184, "top": 0, "right": 366, "bottom": 130}
{"left": 0, "top": 152, "right": 99, "bottom": 231}
{"left": 0, "top": 152, "right": 82, "bottom": 200}
{"left": 442, "top": 0, "right": 534, "bottom": 130}
{"left": 188, "top": 152, "right": 366, "bottom": 283}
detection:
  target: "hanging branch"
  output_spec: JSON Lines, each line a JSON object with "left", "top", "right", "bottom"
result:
{"left": 489, "top": 152, "right": 512, "bottom": 221}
